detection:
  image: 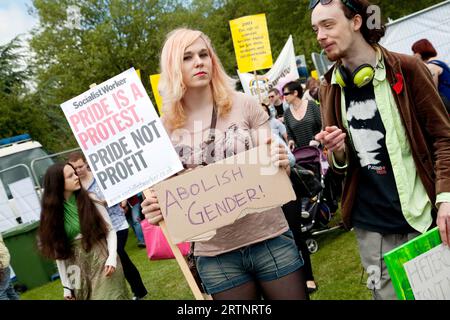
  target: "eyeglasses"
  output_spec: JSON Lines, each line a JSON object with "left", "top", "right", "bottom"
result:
{"left": 309, "top": 0, "right": 358, "bottom": 12}
{"left": 283, "top": 91, "right": 293, "bottom": 96}
{"left": 268, "top": 95, "right": 275, "bottom": 99}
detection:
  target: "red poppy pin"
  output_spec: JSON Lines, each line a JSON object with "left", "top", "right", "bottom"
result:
{"left": 392, "top": 73, "right": 403, "bottom": 94}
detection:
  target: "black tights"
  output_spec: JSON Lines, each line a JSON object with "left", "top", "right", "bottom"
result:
{"left": 212, "top": 268, "right": 309, "bottom": 300}
{"left": 116, "top": 229, "right": 148, "bottom": 298}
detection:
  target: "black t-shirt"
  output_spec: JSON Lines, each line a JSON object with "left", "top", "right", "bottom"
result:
{"left": 344, "top": 83, "right": 415, "bottom": 234}
{"left": 274, "top": 103, "right": 284, "bottom": 118}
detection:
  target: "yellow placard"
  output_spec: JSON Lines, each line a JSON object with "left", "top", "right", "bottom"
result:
{"left": 149, "top": 74, "right": 163, "bottom": 116}
{"left": 136, "top": 69, "right": 141, "bottom": 79}
{"left": 311, "top": 70, "right": 319, "bottom": 80}
{"left": 229, "top": 14, "right": 273, "bottom": 73}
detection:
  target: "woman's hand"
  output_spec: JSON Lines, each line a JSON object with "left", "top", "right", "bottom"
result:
{"left": 104, "top": 265, "right": 116, "bottom": 277}
{"left": 267, "top": 138, "right": 290, "bottom": 172}
{"left": 142, "top": 189, "right": 163, "bottom": 225}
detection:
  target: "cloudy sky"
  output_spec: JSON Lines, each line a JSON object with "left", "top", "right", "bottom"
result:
{"left": 0, "top": 0, "right": 38, "bottom": 45}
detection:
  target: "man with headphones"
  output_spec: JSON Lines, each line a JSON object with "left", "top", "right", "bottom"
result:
{"left": 311, "top": 0, "right": 450, "bottom": 299}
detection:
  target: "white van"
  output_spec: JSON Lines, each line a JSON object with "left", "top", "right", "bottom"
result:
{"left": 0, "top": 134, "right": 54, "bottom": 226}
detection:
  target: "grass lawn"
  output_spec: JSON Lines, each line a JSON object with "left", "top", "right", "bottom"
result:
{"left": 19, "top": 215, "right": 371, "bottom": 300}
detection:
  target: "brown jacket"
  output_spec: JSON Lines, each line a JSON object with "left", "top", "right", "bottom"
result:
{"left": 319, "top": 46, "right": 450, "bottom": 229}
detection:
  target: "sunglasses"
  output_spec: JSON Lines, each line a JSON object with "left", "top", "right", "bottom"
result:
{"left": 309, "top": 0, "right": 358, "bottom": 12}
{"left": 283, "top": 91, "right": 293, "bottom": 96}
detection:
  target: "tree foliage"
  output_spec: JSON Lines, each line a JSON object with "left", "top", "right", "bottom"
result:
{"left": 3, "top": 0, "right": 443, "bottom": 152}
{"left": 0, "top": 38, "right": 51, "bottom": 146}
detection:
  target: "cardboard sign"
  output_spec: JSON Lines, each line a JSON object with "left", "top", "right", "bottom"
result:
{"left": 229, "top": 14, "right": 273, "bottom": 73}
{"left": 153, "top": 144, "right": 296, "bottom": 243}
{"left": 384, "top": 226, "right": 443, "bottom": 300}
{"left": 61, "top": 68, "right": 183, "bottom": 206}
{"left": 150, "top": 74, "right": 163, "bottom": 115}
{"left": 404, "top": 244, "right": 450, "bottom": 300}
{"left": 238, "top": 35, "right": 299, "bottom": 98}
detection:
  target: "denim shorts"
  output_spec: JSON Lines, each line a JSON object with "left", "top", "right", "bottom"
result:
{"left": 195, "top": 230, "right": 304, "bottom": 295}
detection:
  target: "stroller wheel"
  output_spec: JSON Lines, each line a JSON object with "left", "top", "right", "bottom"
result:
{"left": 306, "top": 238, "right": 318, "bottom": 254}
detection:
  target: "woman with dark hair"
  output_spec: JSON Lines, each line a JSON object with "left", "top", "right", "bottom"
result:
{"left": 412, "top": 38, "right": 450, "bottom": 113}
{"left": 38, "top": 163, "right": 129, "bottom": 300}
{"left": 281, "top": 80, "right": 322, "bottom": 293}
{"left": 283, "top": 80, "right": 322, "bottom": 150}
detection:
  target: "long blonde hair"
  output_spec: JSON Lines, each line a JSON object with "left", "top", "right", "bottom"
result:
{"left": 159, "top": 28, "right": 235, "bottom": 130}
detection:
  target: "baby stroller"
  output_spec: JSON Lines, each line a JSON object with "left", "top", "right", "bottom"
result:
{"left": 290, "top": 146, "right": 342, "bottom": 253}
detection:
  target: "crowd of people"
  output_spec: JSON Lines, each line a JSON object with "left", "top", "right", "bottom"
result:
{"left": 2, "top": 0, "right": 449, "bottom": 301}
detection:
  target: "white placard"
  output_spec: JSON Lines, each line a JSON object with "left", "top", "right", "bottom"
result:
{"left": 404, "top": 244, "right": 450, "bottom": 300}
{"left": 0, "top": 179, "right": 17, "bottom": 232}
{"left": 61, "top": 68, "right": 183, "bottom": 206}
{"left": 8, "top": 177, "right": 41, "bottom": 223}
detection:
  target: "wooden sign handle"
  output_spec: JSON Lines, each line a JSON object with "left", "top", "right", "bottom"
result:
{"left": 143, "top": 189, "right": 211, "bottom": 300}
{"left": 253, "top": 71, "right": 262, "bottom": 104}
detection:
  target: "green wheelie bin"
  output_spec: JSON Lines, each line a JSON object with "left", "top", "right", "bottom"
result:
{"left": 1, "top": 221, "right": 57, "bottom": 290}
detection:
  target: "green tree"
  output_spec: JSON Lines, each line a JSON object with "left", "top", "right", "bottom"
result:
{"left": 25, "top": 0, "right": 445, "bottom": 152}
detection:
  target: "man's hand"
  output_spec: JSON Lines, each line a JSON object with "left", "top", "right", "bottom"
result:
{"left": 315, "top": 126, "right": 346, "bottom": 164}
{"left": 436, "top": 202, "right": 450, "bottom": 246}
{"left": 315, "top": 126, "right": 346, "bottom": 152}
{"left": 120, "top": 200, "right": 128, "bottom": 214}
{"left": 288, "top": 140, "right": 295, "bottom": 151}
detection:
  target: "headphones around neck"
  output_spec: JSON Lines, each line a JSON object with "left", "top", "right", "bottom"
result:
{"left": 335, "top": 63, "right": 375, "bottom": 88}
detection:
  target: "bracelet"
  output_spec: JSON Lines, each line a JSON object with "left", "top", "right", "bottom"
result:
{"left": 63, "top": 286, "right": 74, "bottom": 292}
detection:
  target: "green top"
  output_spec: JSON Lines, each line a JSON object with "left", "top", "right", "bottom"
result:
{"left": 331, "top": 48, "right": 450, "bottom": 233}
{"left": 64, "top": 193, "right": 81, "bottom": 241}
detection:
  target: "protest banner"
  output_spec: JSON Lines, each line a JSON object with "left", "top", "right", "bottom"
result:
{"left": 152, "top": 144, "right": 296, "bottom": 244}
{"left": 238, "top": 36, "right": 299, "bottom": 99}
{"left": 384, "top": 227, "right": 449, "bottom": 300}
{"left": 149, "top": 74, "right": 163, "bottom": 116}
{"left": 60, "top": 67, "right": 183, "bottom": 207}
{"left": 404, "top": 243, "right": 450, "bottom": 299}
{"left": 229, "top": 14, "right": 273, "bottom": 74}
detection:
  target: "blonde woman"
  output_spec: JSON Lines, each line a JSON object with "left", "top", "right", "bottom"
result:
{"left": 142, "top": 28, "right": 307, "bottom": 300}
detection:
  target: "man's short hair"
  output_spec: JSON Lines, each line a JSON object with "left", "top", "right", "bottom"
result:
{"left": 67, "top": 151, "right": 86, "bottom": 163}
{"left": 268, "top": 88, "right": 280, "bottom": 96}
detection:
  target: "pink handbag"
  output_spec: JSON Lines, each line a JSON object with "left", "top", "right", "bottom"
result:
{"left": 140, "top": 219, "right": 190, "bottom": 260}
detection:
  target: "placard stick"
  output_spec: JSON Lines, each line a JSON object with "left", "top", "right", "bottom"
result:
{"left": 253, "top": 70, "right": 262, "bottom": 104}
{"left": 143, "top": 190, "right": 211, "bottom": 300}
